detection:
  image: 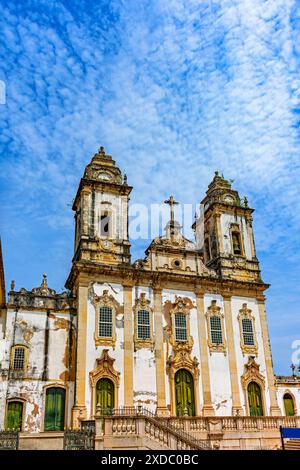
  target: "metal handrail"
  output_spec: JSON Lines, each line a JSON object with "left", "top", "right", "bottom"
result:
{"left": 98, "top": 406, "right": 211, "bottom": 450}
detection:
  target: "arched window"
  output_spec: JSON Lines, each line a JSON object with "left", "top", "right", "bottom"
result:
{"left": 247, "top": 381, "right": 263, "bottom": 416}
{"left": 6, "top": 400, "right": 23, "bottom": 431}
{"left": 232, "top": 231, "right": 242, "bottom": 255}
{"left": 100, "top": 211, "right": 111, "bottom": 237}
{"left": 96, "top": 378, "right": 114, "bottom": 415}
{"left": 99, "top": 306, "right": 113, "bottom": 338}
{"left": 204, "top": 237, "right": 211, "bottom": 262}
{"left": 44, "top": 387, "right": 66, "bottom": 431}
{"left": 10, "top": 345, "right": 28, "bottom": 371}
{"left": 174, "top": 313, "right": 187, "bottom": 342}
{"left": 283, "top": 393, "right": 295, "bottom": 416}
{"left": 175, "top": 369, "right": 195, "bottom": 417}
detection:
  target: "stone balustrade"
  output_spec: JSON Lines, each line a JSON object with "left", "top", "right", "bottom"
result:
{"left": 91, "top": 408, "right": 300, "bottom": 450}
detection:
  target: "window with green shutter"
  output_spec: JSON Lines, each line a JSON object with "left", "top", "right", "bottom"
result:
{"left": 247, "top": 381, "right": 263, "bottom": 416}
{"left": 96, "top": 378, "right": 114, "bottom": 415}
{"left": 283, "top": 393, "right": 295, "bottom": 416}
{"left": 6, "top": 401, "right": 23, "bottom": 431}
{"left": 175, "top": 369, "right": 195, "bottom": 417}
{"left": 44, "top": 387, "right": 66, "bottom": 431}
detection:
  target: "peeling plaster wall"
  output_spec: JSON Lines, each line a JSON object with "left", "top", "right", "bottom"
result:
{"left": 0, "top": 308, "right": 75, "bottom": 431}
{"left": 204, "top": 294, "right": 232, "bottom": 415}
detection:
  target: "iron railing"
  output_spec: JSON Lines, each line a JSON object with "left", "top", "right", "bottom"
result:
{"left": 0, "top": 431, "right": 19, "bottom": 450}
{"left": 64, "top": 428, "right": 95, "bottom": 450}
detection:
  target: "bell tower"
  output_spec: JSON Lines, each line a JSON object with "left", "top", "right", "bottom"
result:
{"left": 72, "top": 146, "right": 132, "bottom": 268}
{"left": 194, "top": 172, "right": 262, "bottom": 283}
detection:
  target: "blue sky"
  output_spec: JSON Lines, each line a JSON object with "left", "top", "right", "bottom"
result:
{"left": 0, "top": 0, "right": 300, "bottom": 375}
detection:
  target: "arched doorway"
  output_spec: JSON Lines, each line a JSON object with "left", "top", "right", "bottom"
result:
{"left": 6, "top": 400, "right": 23, "bottom": 431}
{"left": 175, "top": 369, "right": 195, "bottom": 416}
{"left": 247, "top": 381, "right": 263, "bottom": 416}
{"left": 283, "top": 393, "right": 295, "bottom": 416}
{"left": 44, "top": 387, "right": 66, "bottom": 431}
{"left": 96, "top": 378, "right": 114, "bottom": 415}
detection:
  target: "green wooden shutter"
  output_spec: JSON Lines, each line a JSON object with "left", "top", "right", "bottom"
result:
{"left": 248, "top": 382, "right": 263, "bottom": 416}
{"left": 6, "top": 401, "right": 23, "bottom": 431}
{"left": 283, "top": 394, "right": 295, "bottom": 416}
{"left": 44, "top": 388, "right": 66, "bottom": 431}
{"left": 175, "top": 369, "right": 195, "bottom": 417}
{"left": 96, "top": 379, "right": 114, "bottom": 415}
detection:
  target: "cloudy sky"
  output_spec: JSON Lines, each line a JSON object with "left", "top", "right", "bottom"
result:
{"left": 0, "top": 0, "right": 300, "bottom": 374}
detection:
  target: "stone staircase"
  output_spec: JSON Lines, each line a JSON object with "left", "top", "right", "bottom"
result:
{"left": 94, "top": 407, "right": 211, "bottom": 450}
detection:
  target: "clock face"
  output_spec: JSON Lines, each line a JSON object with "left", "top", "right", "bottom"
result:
{"left": 98, "top": 172, "right": 113, "bottom": 181}
{"left": 102, "top": 240, "right": 112, "bottom": 250}
{"left": 224, "top": 194, "right": 234, "bottom": 204}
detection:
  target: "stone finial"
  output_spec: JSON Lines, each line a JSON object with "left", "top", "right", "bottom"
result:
{"left": 243, "top": 196, "right": 248, "bottom": 207}
{"left": 10, "top": 280, "right": 15, "bottom": 290}
{"left": 41, "top": 273, "right": 47, "bottom": 287}
{"left": 123, "top": 173, "right": 127, "bottom": 185}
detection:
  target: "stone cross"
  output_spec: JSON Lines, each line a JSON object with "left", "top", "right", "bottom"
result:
{"left": 164, "top": 195, "right": 179, "bottom": 224}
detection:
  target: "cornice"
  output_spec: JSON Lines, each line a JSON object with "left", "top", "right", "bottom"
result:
{"left": 65, "top": 260, "right": 269, "bottom": 297}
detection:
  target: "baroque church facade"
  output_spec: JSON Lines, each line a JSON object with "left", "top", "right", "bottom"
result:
{"left": 0, "top": 146, "right": 299, "bottom": 449}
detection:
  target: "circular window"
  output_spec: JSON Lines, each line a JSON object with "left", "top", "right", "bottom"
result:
{"left": 173, "top": 259, "right": 181, "bottom": 268}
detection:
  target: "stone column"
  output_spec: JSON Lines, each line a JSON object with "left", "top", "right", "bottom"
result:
{"left": 72, "top": 283, "right": 88, "bottom": 427}
{"left": 223, "top": 295, "right": 244, "bottom": 416}
{"left": 257, "top": 296, "right": 281, "bottom": 416}
{"left": 214, "top": 213, "right": 224, "bottom": 255}
{"left": 195, "top": 290, "right": 215, "bottom": 416}
{"left": 153, "top": 288, "right": 169, "bottom": 416}
{"left": 80, "top": 187, "right": 91, "bottom": 238}
{"left": 123, "top": 284, "right": 134, "bottom": 407}
{"left": 246, "top": 215, "right": 257, "bottom": 259}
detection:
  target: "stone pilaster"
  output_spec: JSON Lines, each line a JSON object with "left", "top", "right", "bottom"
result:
{"left": 214, "top": 213, "right": 224, "bottom": 255}
{"left": 195, "top": 290, "right": 215, "bottom": 416}
{"left": 72, "top": 284, "right": 88, "bottom": 427}
{"left": 223, "top": 295, "right": 244, "bottom": 416}
{"left": 123, "top": 284, "right": 134, "bottom": 407}
{"left": 153, "top": 288, "right": 169, "bottom": 416}
{"left": 80, "top": 188, "right": 91, "bottom": 238}
{"left": 257, "top": 296, "right": 281, "bottom": 416}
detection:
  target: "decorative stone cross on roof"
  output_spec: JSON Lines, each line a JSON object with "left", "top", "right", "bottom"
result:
{"left": 164, "top": 195, "right": 179, "bottom": 225}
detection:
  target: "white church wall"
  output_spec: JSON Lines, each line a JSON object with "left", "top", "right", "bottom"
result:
{"left": 204, "top": 294, "right": 232, "bottom": 415}
{"left": 276, "top": 386, "right": 300, "bottom": 416}
{"left": 220, "top": 214, "right": 252, "bottom": 260}
{"left": 231, "top": 296, "right": 270, "bottom": 414}
{"left": 0, "top": 308, "right": 75, "bottom": 432}
{"left": 162, "top": 289, "right": 203, "bottom": 411}
{"left": 132, "top": 286, "right": 156, "bottom": 413}
{"left": 86, "top": 282, "right": 124, "bottom": 417}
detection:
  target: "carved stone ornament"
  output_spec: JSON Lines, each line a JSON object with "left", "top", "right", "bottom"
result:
{"left": 133, "top": 293, "right": 154, "bottom": 351}
{"left": 89, "top": 349, "right": 120, "bottom": 388}
{"left": 89, "top": 349, "right": 120, "bottom": 413}
{"left": 241, "top": 356, "right": 265, "bottom": 391}
{"left": 205, "top": 300, "right": 227, "bottom": 355}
